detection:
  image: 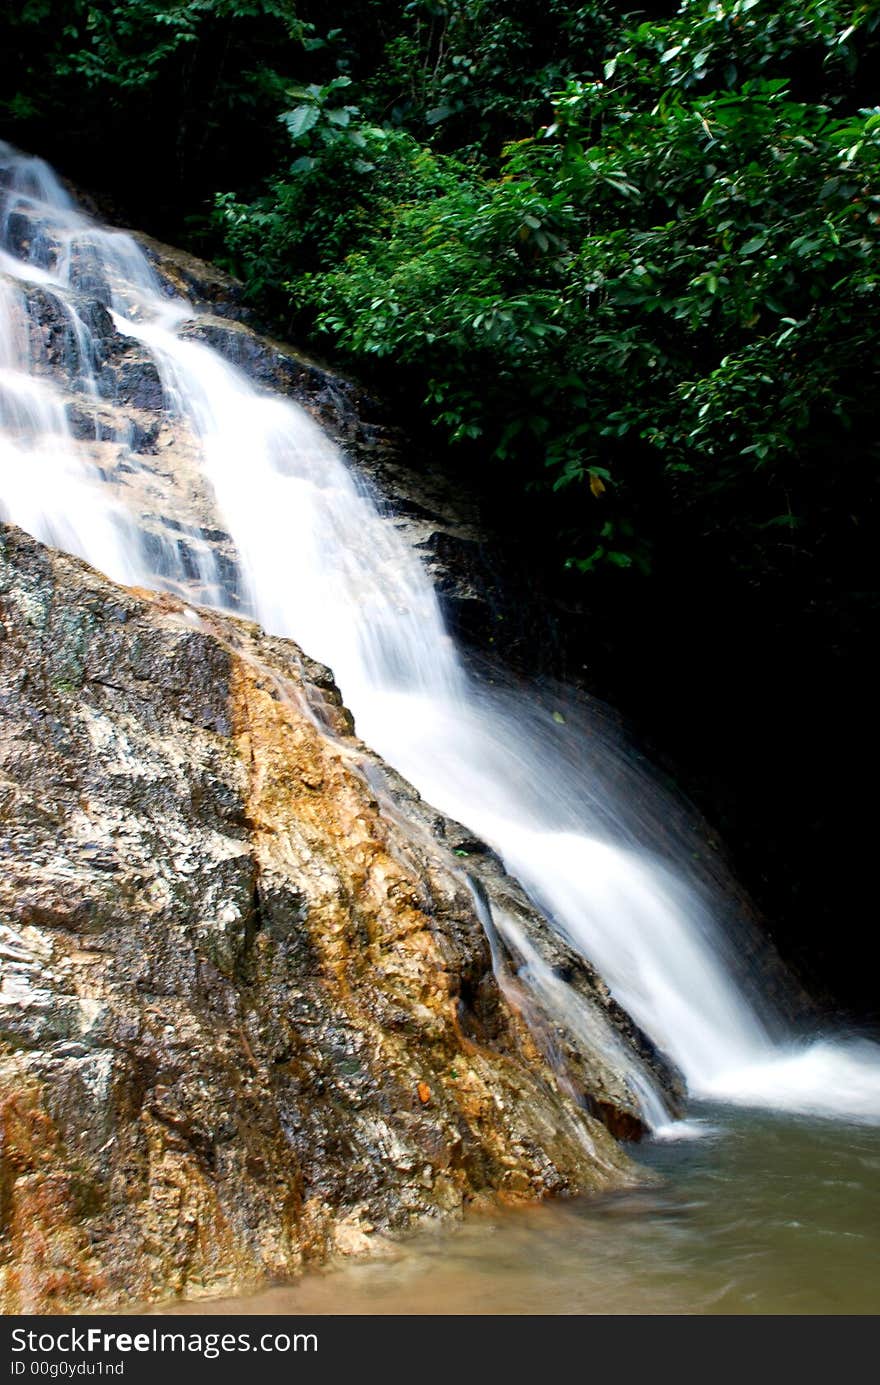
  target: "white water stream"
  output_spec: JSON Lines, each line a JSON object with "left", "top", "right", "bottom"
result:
{"left": 2, "top": 141, "right": 878, "bottom": 1131}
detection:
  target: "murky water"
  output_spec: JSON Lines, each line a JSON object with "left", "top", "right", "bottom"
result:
{"left": 147, "top": 1108, "right": 880, "bottom": 1316}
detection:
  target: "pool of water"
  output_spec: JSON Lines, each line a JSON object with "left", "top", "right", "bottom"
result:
{"left": 149, "top": 1105, "right": 880, "bottom": 1315}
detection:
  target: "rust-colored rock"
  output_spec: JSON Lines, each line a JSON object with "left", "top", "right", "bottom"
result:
{"left": 0, "top": 525, "right": 669, "bottom": 1313}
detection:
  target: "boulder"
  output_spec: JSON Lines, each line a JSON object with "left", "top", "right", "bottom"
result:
{"left": 0, "top": 524, "right": 674, "bottom": 1313}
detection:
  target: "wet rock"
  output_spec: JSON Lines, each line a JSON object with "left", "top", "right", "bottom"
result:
{"left": 0, "top": 524, "right": 663, "bottom": 1314}
{"left": 98, "top": 353, "right": 164, "bottom": 412}
{"left": 133, "top": 233, "right": 252, "bottom": 322}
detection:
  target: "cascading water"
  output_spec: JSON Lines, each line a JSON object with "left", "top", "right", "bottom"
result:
{"left": 2, "top": 141, "right": 879, "bottom": 1131}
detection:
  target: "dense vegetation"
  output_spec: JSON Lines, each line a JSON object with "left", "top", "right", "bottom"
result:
{"left": 4, "top": 1, "right": 877, "bottom": 583}
{"left": 2, "top": 1, "right": 879, "bottom": 1013}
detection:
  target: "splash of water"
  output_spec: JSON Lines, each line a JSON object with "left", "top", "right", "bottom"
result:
{"left": 2, "top": 141, "right": 878, "bottom": 1130}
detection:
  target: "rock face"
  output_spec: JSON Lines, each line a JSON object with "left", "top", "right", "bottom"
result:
{"left": 0, "top": 524, "right": 679, "bottom": 1314}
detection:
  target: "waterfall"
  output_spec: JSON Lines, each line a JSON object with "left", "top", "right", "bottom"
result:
{"left": 2, "top": 140, "right": 878, "bottom": 1131}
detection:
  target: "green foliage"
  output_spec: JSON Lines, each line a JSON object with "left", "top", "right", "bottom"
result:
{"left": 367, "top": 0, "right": 616, "bottom": 154}
{"left": 606, "top": 0, "right": 879, "bottom": 101}
{"left": 0, "top": 2, "right": 305, "bottom": 225}
{"left": 252, "top": 37, "right": 879, "bottom": 578}
{"left": 215, "top": 115, "right": 467, "bottom": 308}
{"left": 3, "top": 0, "right": 878, "bottom": 586}
{"left": 1, "top": 1, "right": 301, "bottom": 109}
